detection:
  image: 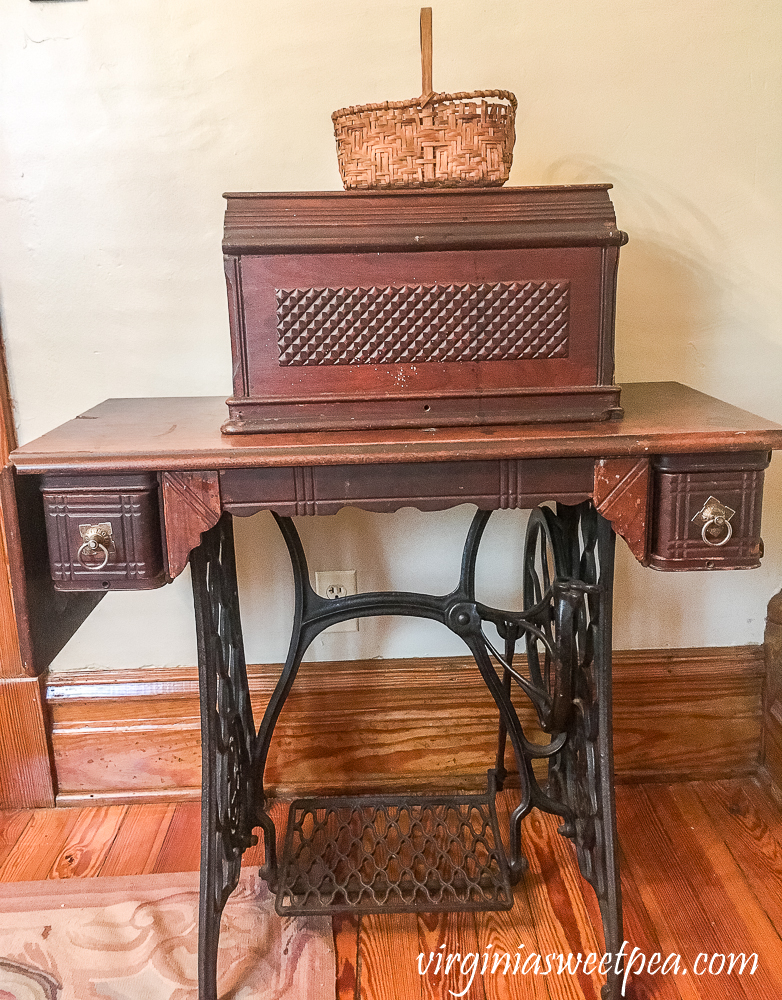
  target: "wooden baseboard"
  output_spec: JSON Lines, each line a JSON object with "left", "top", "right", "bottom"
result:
{"left": 46, "top": 646, "right": 764, "bottom": 805}
{"left": 56, "top": 787, "right": 201, "bottom": 807}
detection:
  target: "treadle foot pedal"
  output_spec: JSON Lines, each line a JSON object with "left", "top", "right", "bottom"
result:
{"left": 275, "top": 777, "right": 514, "bottom": 915}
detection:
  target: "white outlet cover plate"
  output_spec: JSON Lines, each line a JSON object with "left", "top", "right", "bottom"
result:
{"left": 314, "top": 570, "right": 358, "bottom": 632}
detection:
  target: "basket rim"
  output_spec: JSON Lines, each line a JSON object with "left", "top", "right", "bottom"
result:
{"left": 332, "top": 89, "right": 517, "bottom": 121}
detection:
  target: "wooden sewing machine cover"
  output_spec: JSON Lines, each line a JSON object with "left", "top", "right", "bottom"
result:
{"left": 221, "top": 186, "right": 627, "bottom": 434}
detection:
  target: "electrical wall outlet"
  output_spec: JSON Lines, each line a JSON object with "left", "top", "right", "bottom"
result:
{"left": 314, "top": 570, "right": 358, "bottom": 632}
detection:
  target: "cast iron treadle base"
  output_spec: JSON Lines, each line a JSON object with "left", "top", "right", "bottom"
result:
{"left": 275, "top": 777, "right": 513, "bottom": 916}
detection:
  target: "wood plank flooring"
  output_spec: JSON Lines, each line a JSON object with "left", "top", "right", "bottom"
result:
{"left": 0, "top": 779, "right": 780, "bottom": 999}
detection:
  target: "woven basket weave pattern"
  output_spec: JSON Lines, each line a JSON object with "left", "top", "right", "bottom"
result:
{"left": 332, "top": 90, "right": 517, "bottom": 189}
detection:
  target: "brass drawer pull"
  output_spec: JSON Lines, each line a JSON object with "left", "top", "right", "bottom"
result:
{"left": 701, "top": 516, "right": 733, "bottom": 546}
{"left": 77, "top": 523, "right": 114, "bottom": 570}
{"left": 691, "top": 497, "right": 735, "bottom": 548}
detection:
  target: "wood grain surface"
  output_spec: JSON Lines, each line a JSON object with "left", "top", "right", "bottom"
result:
{"left": 45, "top": 804, "right": 126, "bottom": 878}
{"left": 46, "top": 647, "right": 764, "bottom": 804}
{"left": 150, "top": 801, "right": 202, "bottom": 873}
{"left": 509, "top": 803, "right": 601, "bottom": 1000}
{"left": 0, "top": 806, "right": 90, "bottom": 881}
{"left": 333, "top": 913, "right": 361, "bottom": 1000}
{"left": 616, "top": 781, "right": 782, "bottom": 1000}
{"left": 11, "top": 383, "right": 782, "bottom": 475}
{"left": 160, "top": 470, "right": 222, "bottom": 578}
{"left": 693, "top": 780, "right": 782, "bottom": 933}
{"left": 593, "top": 457, "right": 650, "bottom": 563}
{"left": 97, "top": 801, "right": 178, "bottom": 876}
{"left": 358, "top": 912, "right": 422, "bottom": 1000}
{"left": 0, "top": 777, "right": 780, "bottom": 999}
{"left": 418, "top": 909, "right": 485, "bottom": 1000}
{"left": 0, "top": 810, "right": 32, "bottom": 869}
{"left": 608, "top": 850, "right": 682, "bottom": 1000}
{"left": 474, "top": 899, "right": 549, "bottom": 1000}
{"left": 222, "top": 186, "right": 624, "bottom": 256}
{"left": 0, "top": 675, "right": 55, "bottom": 808}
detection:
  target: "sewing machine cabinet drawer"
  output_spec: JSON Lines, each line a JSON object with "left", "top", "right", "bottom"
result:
{"left": 41, "top": 473, "right": 166, "bottom": 591}
{"left": 649, "top": 452, "right": 769, "bottom": 570}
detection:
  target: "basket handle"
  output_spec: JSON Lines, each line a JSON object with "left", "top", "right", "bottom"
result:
{"left": 420, "top": 7, "right": 434, "bottom": 106}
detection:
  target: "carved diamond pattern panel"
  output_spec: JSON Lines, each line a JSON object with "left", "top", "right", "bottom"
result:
{"left": 275, "top": 281, "right": 570, "bottom": 366}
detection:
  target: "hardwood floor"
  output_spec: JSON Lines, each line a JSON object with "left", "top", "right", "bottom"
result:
{"left": 1, "top": 779, "right": 780, "bottom": 999}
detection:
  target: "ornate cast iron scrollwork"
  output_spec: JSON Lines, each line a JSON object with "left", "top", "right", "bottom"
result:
{"left": 191, "top": 515, "right": 259, "bottom": 1000}
{"left": 521, "top": 502, "right": 622, "bottom": 1000}
{"left": 190, "top": 503, "right": 623, "bottom": 1000}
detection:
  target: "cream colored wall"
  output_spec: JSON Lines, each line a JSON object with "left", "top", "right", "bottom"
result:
{"left": 1, "top": 0, "right": 780, "bottom": 670}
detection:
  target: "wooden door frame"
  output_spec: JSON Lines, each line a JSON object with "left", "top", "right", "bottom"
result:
{"left": 0, "top": 324, "right": 55, "bottom": 807}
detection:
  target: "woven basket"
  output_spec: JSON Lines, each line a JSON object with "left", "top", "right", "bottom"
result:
{"left": 332, "top": 9, "right": 517, "bottom": 190}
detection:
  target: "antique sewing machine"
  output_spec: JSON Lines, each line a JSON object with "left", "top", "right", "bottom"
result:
{"left": 10, "top": 186, "right": 782, "bottom": 1000}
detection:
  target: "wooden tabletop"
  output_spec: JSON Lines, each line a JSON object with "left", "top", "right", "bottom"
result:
{"left": 11, "top": 382, "right": 782, "bottom": 475}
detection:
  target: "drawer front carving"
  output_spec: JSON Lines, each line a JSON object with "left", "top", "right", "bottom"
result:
{"left": 649, "top": 453, "right": 769, "bottom": 570}
{"left": 275, "top": 281, "right": 570, "bottom": 366}
{"left": 42, "top": 474, "right": 165, "bottom": 591}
